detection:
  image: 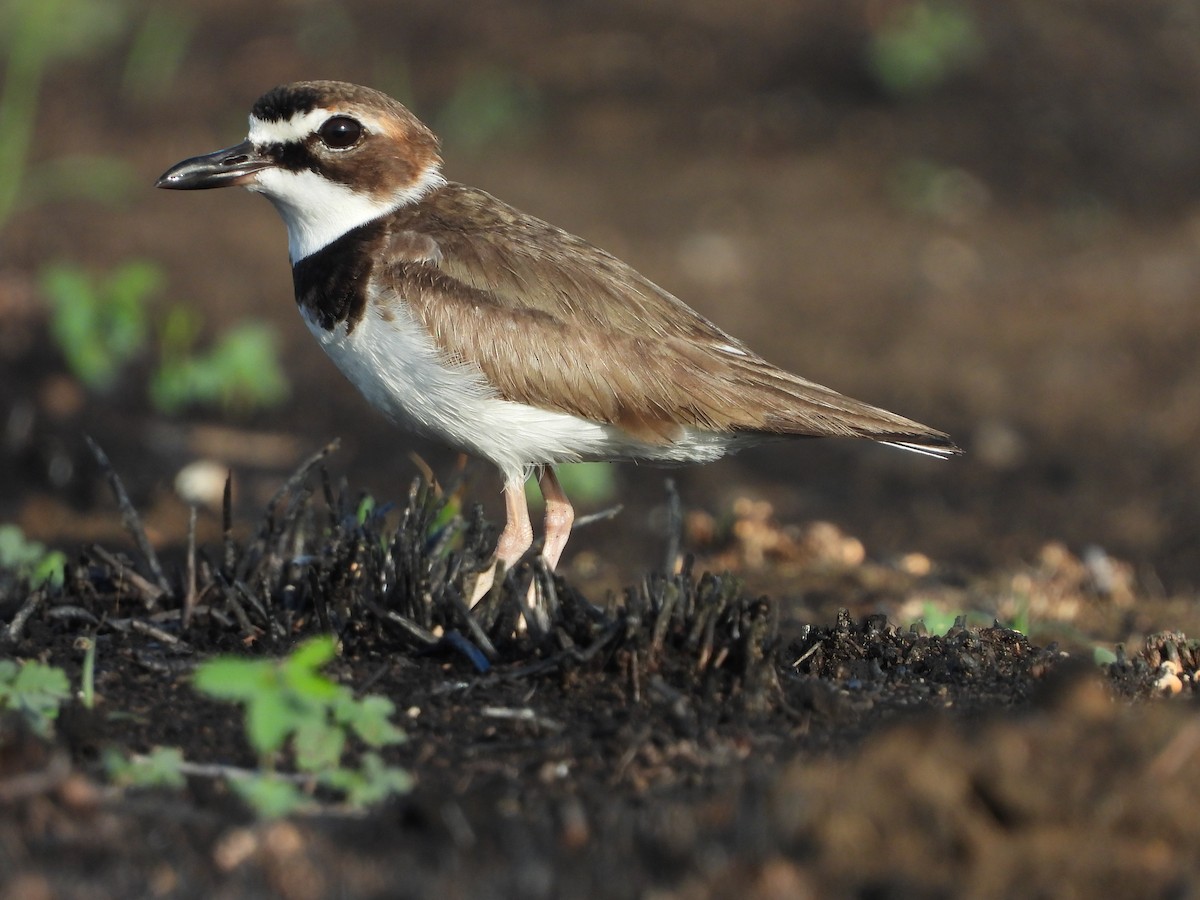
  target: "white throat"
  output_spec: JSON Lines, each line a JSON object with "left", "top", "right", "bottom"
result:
{"left": 247, "top": 163, "right": 445, "bottom": 262}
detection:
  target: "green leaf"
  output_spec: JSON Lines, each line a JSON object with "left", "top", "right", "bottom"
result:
{"left": 867, "top": 1, "right": 984, "bottom": 98}
{"left": 12, "top": 661, "right": 70, "bottom": 702}
{"left": 0, "top": 659, "right": 17, "bottom": 691}
{"left": 29, "top": 550, "right": 65, "bottom": 588}
{"left": 157, "top": 304, "right": 202, "bottom": 361}
{"left": 284, "top": 635, "right": 337, "bottom": 675}
{"left": 294, "top": 719, "right": 345, "bottom": 772}
{"left": 192, "top": 657, "right": 274, "bottom": 700}
{"left": 0, "top": 660, "right": 70, "bottom": 737}
{"left": 188, "top": 639, "right": 411, "bottom": 810}
{"left": 282, "top": 668, "right": 341, "bottom": 703}
{"left": 1093, "top": 646, "right": 1118, "bottom": 666}
{"left": 208, "top": 323, "right": 289, "bottom": 411}
{"left": 150, "top": 318, "right": 289, "bottom": 415}
{"left": 355, "top": 494, "right": 376, "bottom": 526}
{"left": 0, "top": 526, "right": 64, "bottom": 587}
{"left": 231, "top": 774, "right": 307, "bottom": 818}
{"left": 324, "top": 752, "right": 413, "bottom": 807}
{"left": 106, "top": 746, "right": 186, "bottom": 789}
{"left": 340, "top": 694, "right": 407, "bottom": 748}
{"left": 0, "top": 524, "right": 43, "bottom": 566}
{"left": 280, "top": 638, "right": 340, "bottom": 702}
{"left": 41, "top": 261, "right": 156, "bottom": 390}
{"left": 245, "top": 691, "right": 303, "bottom": 757}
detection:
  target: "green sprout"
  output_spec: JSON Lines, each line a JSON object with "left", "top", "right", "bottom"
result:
{"left": 78, "top": 636, "right": 97, "bottom": 709}
{"left": 355, "top": 494, "right": 377, "bottom": 526}
{"left": 0, "top": 659, "right": 71, "bottom": 738}
{"left": 914, "top": 602, "right": 962, "bottom": 636}
{"left": 41, "top": 260, "right": 289, "bottom": 415}
{"left": 191, "top": 635, "right": 411, "bottom": 817}
{"left": 915, "top": 601, "right": 1032, "bottom": 637}
{"left": 867, "top": 1, "right": 984, "bottom": 98}
{"left": 0, "top": 524, "right": 66, "bottom": 588}
{"left": 42, "top": 260, "right": 158, "bottom": 391}
{"left": 151, "top": 311, "right": 289, "bottom": 415}
{"left": 105, "top": 746, "right": 187, "bottom": 790}
{"left": 1093, "top": 646, "right": 1118, "bottom": 666}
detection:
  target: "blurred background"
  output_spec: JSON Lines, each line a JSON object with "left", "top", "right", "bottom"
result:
{"left": 3, "top": 0, "right": 1200, "bottom": 597}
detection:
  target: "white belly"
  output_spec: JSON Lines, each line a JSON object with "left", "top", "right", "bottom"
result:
{"left": 301, "top": 302, "right": 743, "bottom": 482}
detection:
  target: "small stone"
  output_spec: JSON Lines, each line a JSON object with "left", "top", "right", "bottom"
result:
{"left": 1155, "top": 667, "right": 1184, "bottom": 695}
{"left": 213, "top": 828, "right": 258, "bottom": 871}
{"left": 174, "top": 459, "right": 229, "bottom": 509}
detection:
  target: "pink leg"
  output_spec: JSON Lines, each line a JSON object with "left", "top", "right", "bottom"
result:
{"left": 469, "top": 478, "right": 533, "bottom": 606}
{"left": 537, "top": 467, "right": 575, "bottom": 571}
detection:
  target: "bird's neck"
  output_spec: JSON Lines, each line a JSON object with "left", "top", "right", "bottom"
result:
{"left": 290, "top": 219, "right": 390, "bottom": 334}
{"left": 251, "top": 165, "right": 446, "bottom": 263}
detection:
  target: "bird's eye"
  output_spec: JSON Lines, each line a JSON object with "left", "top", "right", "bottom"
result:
{"left": 317, "top": 116, "right": 363, "bottom": 150}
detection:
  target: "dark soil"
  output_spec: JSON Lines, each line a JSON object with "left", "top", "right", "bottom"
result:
{"left": 4, "top": 1, "right": 1200, "bottom": 897}
{"left": 3, "top": 460, "right": 1200, "bottom": 899}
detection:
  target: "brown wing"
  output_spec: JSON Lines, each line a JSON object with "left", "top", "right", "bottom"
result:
{"left": 381, "top": 184, "right": 958, "bottom": 451}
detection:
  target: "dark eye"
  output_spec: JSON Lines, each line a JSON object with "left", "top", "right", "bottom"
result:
{"left": 317, "top": 116, "right": 363, "bottom": 150}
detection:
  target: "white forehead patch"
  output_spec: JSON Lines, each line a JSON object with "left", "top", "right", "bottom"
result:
{"left": 247, "top": 109, "right": 332, "bottom": 145}
{"left": 247, "top": 164, "right": 446, "bottom": 262}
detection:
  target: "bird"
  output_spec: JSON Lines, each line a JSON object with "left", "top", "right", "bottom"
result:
{"left": 157, "top": 80, "right": 960, "bottom": 606}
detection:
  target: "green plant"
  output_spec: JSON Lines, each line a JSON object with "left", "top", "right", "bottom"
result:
{"left": 916, "top": 601, "right": 1031, "bottom": 637}
{"left": 0, "top": 659, "right": 71, "bottom": 737}
{"left": 42, "top": 261, "right": 158, "bottom": 391}
{"left": 191, "top": 636, "right": 411, "bottom": 816}
{"left": 42, "top": 260, "right": 289, "bottom": 414}
{"left": 914, "top": 602, "right": 961, "bottom": 636}
{"left": 151, "top": 310, "right": 288, "bottom": 414}
{"left": 1093, "top": 646, "right": 1117, "bottom": 666}
{"left": 1006, "top": 595, "right": 1031, "bottom": 637}
{"left": 105, "top": 745, "right": 187, "bottom": 789}
{"left": 525, "top": 462, "right": 616, "bottom": 507}
{"left": 355, "top": 494, "right": 377, "bottom": 526}
{"left": 867, "top": 1, "right": 984, "bottom": 97}
{"left": 0, "top": 524, "right": 66, "bottom": 588}
{"left": 78, "top": 636, "right": 97, "bottom": 709}
{"left": 915, "top": 603, "right": 1005, "bottom": 636}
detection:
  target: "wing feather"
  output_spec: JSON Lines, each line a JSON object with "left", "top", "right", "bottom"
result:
{"left": 379, "top": 184, "right": 960, "bottom": 454}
